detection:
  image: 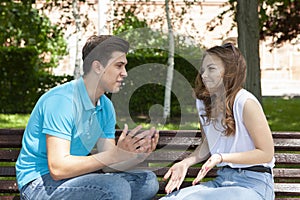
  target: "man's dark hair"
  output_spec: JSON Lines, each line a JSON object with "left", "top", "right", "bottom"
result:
{"left": 82, "top": 35, "right": 129, "bottom": 75}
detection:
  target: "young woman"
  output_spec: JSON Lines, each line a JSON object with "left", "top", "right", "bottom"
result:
{"left": 161, "top": 43, "right": 275, "bottom": 200}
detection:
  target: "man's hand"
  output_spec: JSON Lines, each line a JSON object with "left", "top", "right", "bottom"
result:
{"left": 116, "top": 124, "right": 158, "bottom": 158}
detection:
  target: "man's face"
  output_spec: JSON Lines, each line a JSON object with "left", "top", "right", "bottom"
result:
{"left": 98, "top": 51, "right": 128, "bottom": 93}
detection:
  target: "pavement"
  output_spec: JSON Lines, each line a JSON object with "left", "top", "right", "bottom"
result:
{"left": 261, "top": 79, "right": 300, "bottom": 97}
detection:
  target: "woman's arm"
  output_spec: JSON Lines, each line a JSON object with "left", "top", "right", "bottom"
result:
{"left": 163, "top": 125, "right": 210, "bottom": 194}
{"left": 221, "top": 99, "right": 274, "bottom": 164}
{"left": 179, "top": 131, "right": 210, "bottom": 167}
{"left": 192, "top": 100, "right": 274, "bottom": 184}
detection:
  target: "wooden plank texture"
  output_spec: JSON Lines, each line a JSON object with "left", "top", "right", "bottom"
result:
{"left": 0, "top": 129, "right": 299, "bottom": 199}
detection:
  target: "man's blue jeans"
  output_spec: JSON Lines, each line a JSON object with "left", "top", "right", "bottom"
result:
{"left": 20, "top": 170, "right": 159, "bottom": 200}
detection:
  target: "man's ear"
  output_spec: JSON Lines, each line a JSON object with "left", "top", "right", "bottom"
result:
{"left": 92, "top": 60, "right": 104, "bottom": 74}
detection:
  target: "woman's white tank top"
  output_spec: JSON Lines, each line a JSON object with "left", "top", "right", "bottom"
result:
{"left": 196, "top": 89, "right": 275, "bottom": 168}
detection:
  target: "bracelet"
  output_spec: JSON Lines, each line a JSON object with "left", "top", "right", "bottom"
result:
{"left": 216, "top": 153, "right": 223, "bottom": 163}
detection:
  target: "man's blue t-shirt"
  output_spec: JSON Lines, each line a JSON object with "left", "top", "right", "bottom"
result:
{"left": 15, "top": 77, "right": 116, "bottom": 189}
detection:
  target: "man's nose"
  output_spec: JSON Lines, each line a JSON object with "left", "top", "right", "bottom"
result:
{"left": 121, "top": 67, "right": 127, "bottom": 77}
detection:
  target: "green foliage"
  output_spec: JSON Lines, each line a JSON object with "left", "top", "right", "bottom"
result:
{"left": 0, "top": 1, "right": 71, "bottom": 113}
{"left": 113, "top": 9, "right": 148, "bottom": 35}
{"left": 0, "top": 46, "right": 39, "bottom": 113}
{"left": 113, "top": 10, "right": 204, "bottom": 59}
{"left": 0, "top": 46, "right": 73, "bottom": 113}
{"left": 216, "top": 0, "right": 300, "bottom": 47}
{"left": 0, "top": 0, "right": 67, "bottom": 69}
{"left": 117, "top": 54, "right": 199, "bottom": 118}
{"left": 258, "top": 0, "right": 300, "bottom": 46}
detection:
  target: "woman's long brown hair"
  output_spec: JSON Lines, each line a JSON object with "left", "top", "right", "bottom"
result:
{"left": 194, "top": 44, "right": 246, "bottom": 136}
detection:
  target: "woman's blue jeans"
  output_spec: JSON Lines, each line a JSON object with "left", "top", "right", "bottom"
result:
{"left": 20, "top": 170, "right": 159, "bottom": 200}
{"left": 160, "top": 167, "right": 275, "bottom": 200}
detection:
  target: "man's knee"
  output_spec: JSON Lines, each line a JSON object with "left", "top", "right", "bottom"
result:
{"left": 133, "top": 170, "right": 159, "bottom": 199}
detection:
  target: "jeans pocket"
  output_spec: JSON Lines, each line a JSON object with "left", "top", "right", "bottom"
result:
{"left": 21, "top": 178, "right": 43, "bottom": 200}
{"left": 242, "top": 170, "right": 274, "bottom": 200}
{"left": 264, "top": 173, "right": 275, "bottom": 200}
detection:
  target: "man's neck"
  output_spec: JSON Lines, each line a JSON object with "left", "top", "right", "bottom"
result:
{"left": 83, "top": 76, "right": 104, "bottom": 106}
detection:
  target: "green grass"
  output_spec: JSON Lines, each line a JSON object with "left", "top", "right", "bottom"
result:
{"left": 263, "top": 97, "right": 300, "bottom": 131}
{"left": 0, "top": 97, "right": 299, "bottom": 131}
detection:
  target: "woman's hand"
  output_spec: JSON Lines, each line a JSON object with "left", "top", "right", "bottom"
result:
{"left": 163, "top": 161, "right": 189, "bottom": 194}
{"left": 192, "top": 153, "right": 222, "bottom": 185}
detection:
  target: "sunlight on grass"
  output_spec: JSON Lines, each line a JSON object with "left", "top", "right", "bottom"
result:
{"left": 0, "top": 97, "right": 299, "bottom": 131}
{"left": 263, "top": 97, "right": 300, "bottom": 131}
{"left": 0, "top": 114, "right": 30, "bottom": 128}
{"left": 137, "top": 122, "right": 199, "bottom": 130}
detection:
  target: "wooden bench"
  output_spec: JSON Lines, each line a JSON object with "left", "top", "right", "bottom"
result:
{"left": 1, "top": 129, "right": 300, "bottom": 200}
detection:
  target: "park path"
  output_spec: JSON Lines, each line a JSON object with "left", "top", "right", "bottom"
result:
{"left": 262, "top": 79, "right": 300, "bottom": 97}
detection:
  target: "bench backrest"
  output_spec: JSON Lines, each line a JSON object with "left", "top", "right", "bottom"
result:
{"left": 0, "top": 129, "right": 299, "bottom": 199}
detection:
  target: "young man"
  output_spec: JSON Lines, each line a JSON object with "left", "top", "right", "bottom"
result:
{"left": 16, "top": 35, "right": 159, "bottom": 200}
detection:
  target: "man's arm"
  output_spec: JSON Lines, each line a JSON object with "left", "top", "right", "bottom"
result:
{"left": 97, "top": 128, "right": 159, "bottom": 172}
{"left": 46, "top": 125, "right": 154, "bottom": 180}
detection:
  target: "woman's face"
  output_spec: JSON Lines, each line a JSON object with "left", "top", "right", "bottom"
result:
{"left": 200, "top": 54, "right": 225, "bottom": 94}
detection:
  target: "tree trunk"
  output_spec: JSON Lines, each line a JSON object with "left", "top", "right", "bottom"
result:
{"left": 98, "top": 0, "right": 109, "bottom": 35}
{"left": 237, "top": 0, "right": 262, "bottom": 103}
{"left": 163, "top": 0, "right": 175, "bottom": 120}
{"left": 72, "top": 0, "right": 81, "bottom": 79}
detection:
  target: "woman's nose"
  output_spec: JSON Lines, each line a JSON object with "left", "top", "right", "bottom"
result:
{"left": 201, "top": 71, "right": 207, "bottom": 78}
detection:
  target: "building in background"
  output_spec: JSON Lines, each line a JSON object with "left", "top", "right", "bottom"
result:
{"left": 36, "top": 0, "right": 300, "bottom": 96}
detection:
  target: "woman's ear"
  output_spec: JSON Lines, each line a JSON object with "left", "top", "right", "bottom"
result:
{"left": 92, "top": 60, "right": 103, "bottom": 74}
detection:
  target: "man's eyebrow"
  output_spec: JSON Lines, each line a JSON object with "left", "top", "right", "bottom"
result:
{"left": 116, "top": 61, "right": 127, "bottom": 65}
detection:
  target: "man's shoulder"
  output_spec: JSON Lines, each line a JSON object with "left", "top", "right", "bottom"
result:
{"left": 44, "top": 80, "right": 76, "bottom": 98}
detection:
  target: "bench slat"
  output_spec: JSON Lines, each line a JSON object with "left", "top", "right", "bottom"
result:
{"left": 2, "top": 165, "right": 299, "bottom": 180}
{"left": 142, "top": 152, "right": 300, "bottom": 165}
{"left": 156, "top": 138, "right": 300, "bottom": 151}
{"left": 0, "top": 129, "right": 299, "bottom": 199}
{"left": 0, "top": 196, "right": 20, "bottom": 200}
{"left": 1, "top": 179, "right": 299, "bottom": 197}
{"left": 0, "top": 166, "right": 16, "bottom": 177}
{"left": 136, "top": 166, "right": 300, "bottom": 179}
{"left": 1, "top": 148, "right": 299, "bottom": 165}
{"left": 275, "top": 153, "right": 300, "bottom": 165}
{"left": 0, "top": 150, "right": 19, "bottom": 162}
{"left": 1, "top": 135, "right": 299, "bottom": 151}
{"left": 274, "top": 183, "right": 300, "bottom": 196}
{"left": 272, "top": 132, "right": 300, "bottom": 139}
{"left": 0, "top": 180, "right": 18, "bottom": 193}
{"left": 0, "top": 129, "right": 299, "bottom": 145}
